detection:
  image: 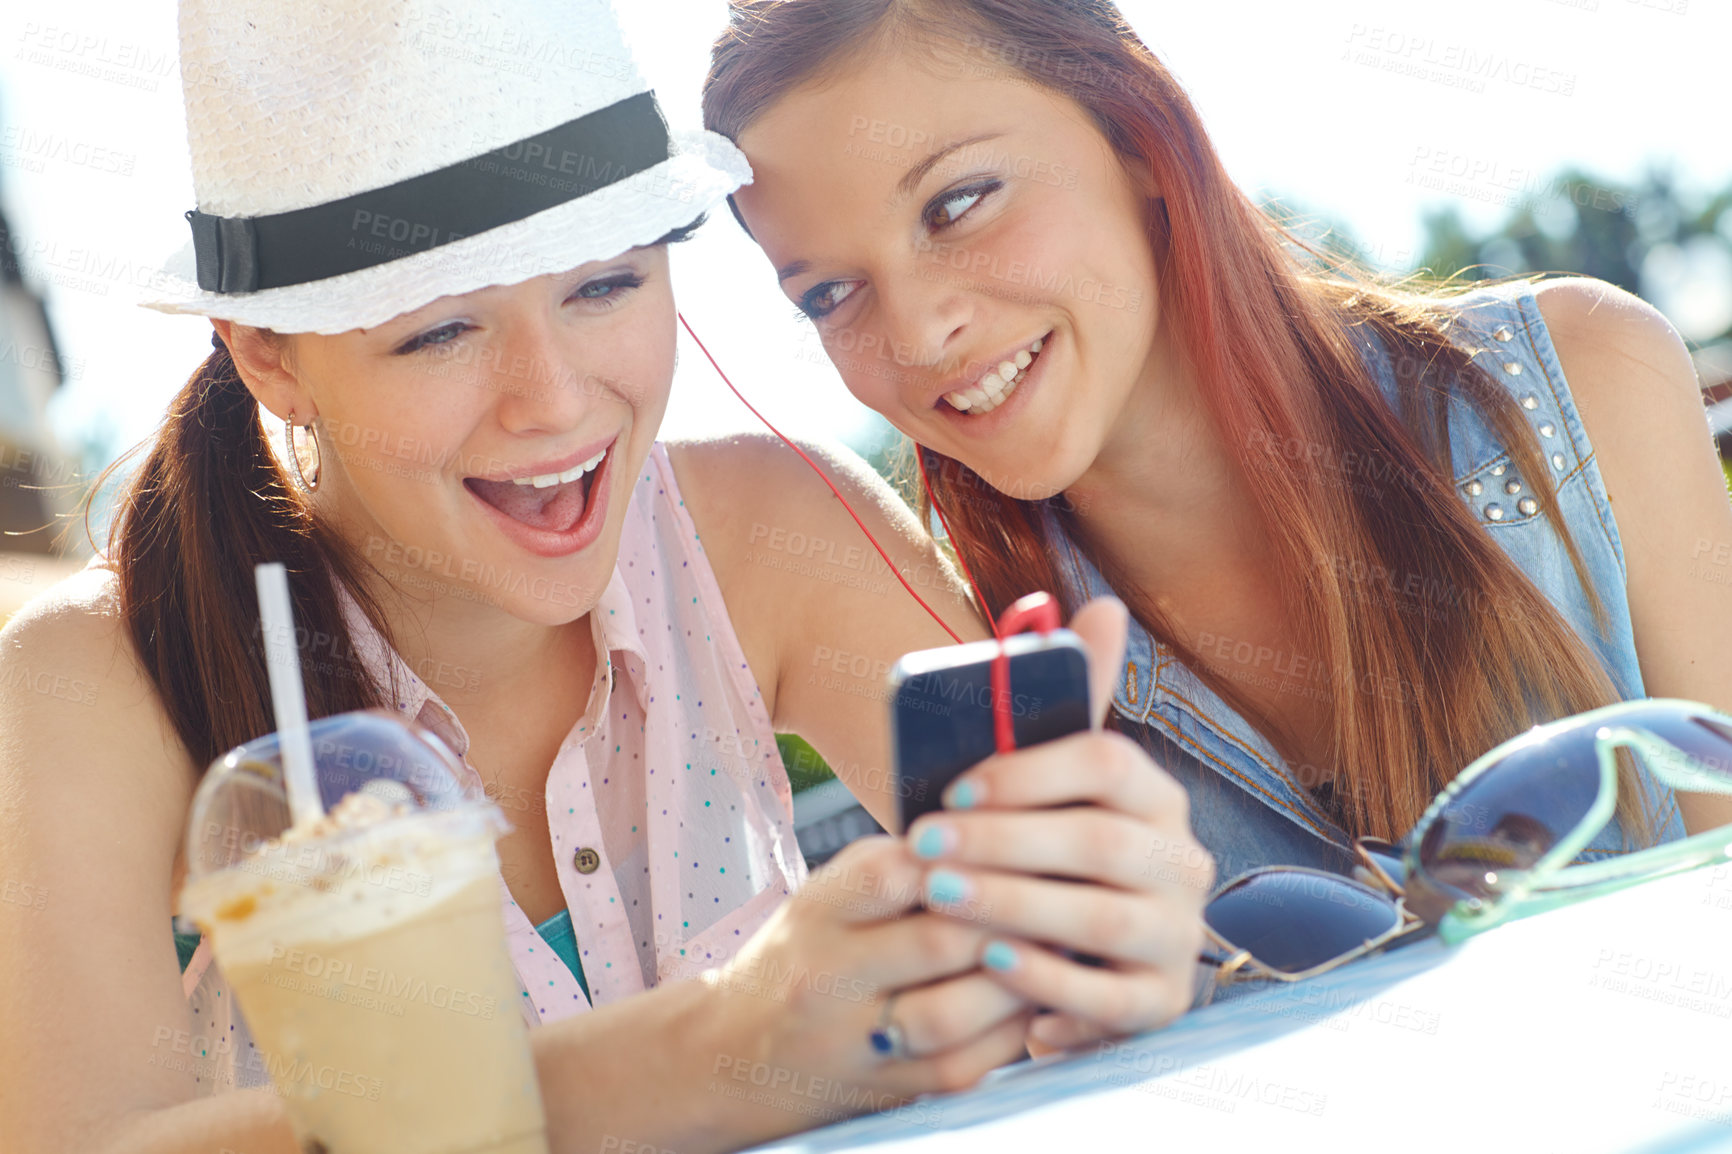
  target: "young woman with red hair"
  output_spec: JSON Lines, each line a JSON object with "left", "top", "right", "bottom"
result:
{"left": 704, "top": 0, "right": 1732, "bottom": 880}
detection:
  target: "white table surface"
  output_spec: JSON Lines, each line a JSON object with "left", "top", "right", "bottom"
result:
{"left": 743, "top": 861, "right": 1732, "bottom": 1153}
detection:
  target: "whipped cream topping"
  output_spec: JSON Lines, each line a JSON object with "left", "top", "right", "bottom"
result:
{"left": 275, "top": 789, "right": 409, "bottom": 844}
{"left": 180, "top": 793, "right": 508, "bottom": 963}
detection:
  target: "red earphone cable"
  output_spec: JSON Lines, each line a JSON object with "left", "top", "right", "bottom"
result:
{"left": 913, "top": 446, "right": 1001, "bottom": 642}
{"left": 678, "top": 313, "right": 1067, "bottom": 756}
{"left": 677, "top": 313, "right": 964, "bottom": 645}
{"left": 913, "top": 447, "right": 1015, "bottom": 753}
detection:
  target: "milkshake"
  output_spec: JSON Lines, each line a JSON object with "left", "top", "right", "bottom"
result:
{"left": 180, "top": 714, "right": 548, "bottom": 1154}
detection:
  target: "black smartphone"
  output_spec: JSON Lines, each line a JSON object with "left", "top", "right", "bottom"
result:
{"left": 888, "top": 630, "right": 1091, "bottom": 834}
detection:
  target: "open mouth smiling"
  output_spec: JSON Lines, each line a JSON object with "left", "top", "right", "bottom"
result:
{"left": 939, "top": 331, "right": 1050, "bottom": 415}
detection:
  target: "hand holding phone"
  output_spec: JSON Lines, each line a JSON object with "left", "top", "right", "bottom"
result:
{"left": 884, "top": 596, "right": 1215, "bottom": 1053}
{"left": 888, "top": 628, "right": 1091, "bottom": 833}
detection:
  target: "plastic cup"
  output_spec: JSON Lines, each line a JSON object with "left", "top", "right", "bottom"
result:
{"left": 179, "top": 710, "right": 549, "bottom": 1154}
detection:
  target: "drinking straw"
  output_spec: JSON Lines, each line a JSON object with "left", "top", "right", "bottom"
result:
{"left": 255, "top": 562, "right": 324, "bottom": 829}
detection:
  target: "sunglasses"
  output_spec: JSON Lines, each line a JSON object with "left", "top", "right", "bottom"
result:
{"left": 1198, "top": 698, "right": 1732, "bottom": 1003}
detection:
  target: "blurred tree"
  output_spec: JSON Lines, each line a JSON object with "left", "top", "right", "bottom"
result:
{"left": 1413, "top": 170, "right": 1644, "bottom": 289}
{"left": 1415, "top": 168, "right": 1732, "bottom": 348}
{"left": 1415, "top": 169, "right": 1732, "bottom": 468}
{"left": 1413, "top": 206, "right": 1479, "bottom": 285}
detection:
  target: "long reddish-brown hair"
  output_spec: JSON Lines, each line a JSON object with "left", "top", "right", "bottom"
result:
{"left": 705, "top": 0, "right": 1654, "bottom": 843}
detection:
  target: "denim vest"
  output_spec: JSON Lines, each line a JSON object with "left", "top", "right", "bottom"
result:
{"left": 1050, "top": 281, "right": 1684, "bottom": 883}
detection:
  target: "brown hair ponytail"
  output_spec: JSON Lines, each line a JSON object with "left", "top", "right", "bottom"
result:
{"left": 107, "top": 339, "right": 393, "bottom": 772}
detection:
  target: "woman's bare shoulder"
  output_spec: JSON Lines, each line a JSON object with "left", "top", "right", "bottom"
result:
{"left": 3, "top": 561, "right": 122, "bottom": 650}
{"left": 664, "top": 433, "right": 926, "bottom": 562}
{"left": 0, "top": 564, "right": 193, "bottom": 805}
{"left": 3, "top": 564, "right": 145, "bottom": 703}
{"left": 0, "top": 570, "right": 216, "bottom": 1146}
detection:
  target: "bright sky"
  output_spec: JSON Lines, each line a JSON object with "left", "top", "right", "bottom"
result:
{"left": 0, "top": 0, "right": 1724, "bottom": 473}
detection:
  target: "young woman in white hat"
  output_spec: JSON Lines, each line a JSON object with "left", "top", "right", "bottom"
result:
{"left": 0, "top": 1, "right": 1211, "bottom": 1151}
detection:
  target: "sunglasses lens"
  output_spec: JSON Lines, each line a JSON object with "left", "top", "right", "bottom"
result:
{"left": 1410, "top": 703, "right": 1732, "bottom": 922}
{"left": 1411, "top": 726, "right": 1601, "bottom": 919}
{"left": 1204, "top": 871, "right": 1403, "bottom": 975}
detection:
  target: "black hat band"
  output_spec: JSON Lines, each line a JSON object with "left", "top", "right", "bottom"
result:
{"left": 187, "top": 91, "right": 671, "bottom": 294}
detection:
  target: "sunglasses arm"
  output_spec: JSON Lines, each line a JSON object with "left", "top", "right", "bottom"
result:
{"left": 1194, "top": 932, "right": 1257, "bottom": 1008}
{"left": 1623, "top": 729, "right": 1732, "bottom": 797}
{"left": 1536, "top": 724, "right": 1732, "bottom": 884}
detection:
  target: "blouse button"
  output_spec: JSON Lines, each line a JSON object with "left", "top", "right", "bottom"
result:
{"left": 1517, "top": 497, "right": 1539, "bottom": 516}
{"left": 1503, "top": 362, "right": 1523, "bottom": 376}
{"left": 1539, "top": 422, "right": 1556, "bottom": 438}
{"left": 1494, "top": 325, "right": 1515, "bottom": 342}
{"left": 1464, "top": 480, "right": 1484, "bottom": 497}
{"left": 1520, "top": 394, "right": 1539, "bottom": 410}
{"left": 1484, "top": 504, "right": 1505, "bottom": 522}
{"left": 1504, "top": 480, "right": 1522, "bottom": 496}
{"left": 574, "top": 848, "right": 601, "bottom": 874}
{"left": 1552, "top": 453, "right": 1567, "bottom": 471}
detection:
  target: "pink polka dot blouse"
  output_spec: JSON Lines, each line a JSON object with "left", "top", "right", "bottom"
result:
{"left": 179, "top": 444, "right": 806, "bottom": 1091}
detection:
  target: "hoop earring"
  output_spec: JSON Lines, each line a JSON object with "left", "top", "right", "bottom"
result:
{"left": 285, "top": 413, "right": 321, "bottom": 494}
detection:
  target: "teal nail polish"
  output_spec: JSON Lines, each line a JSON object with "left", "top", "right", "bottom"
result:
{"left": 946, "top": 781, "right": 976, "bottom": 810}
{"left": 913, "top": 825, "right": 947, "bottom": 860}
{"left": 926, "top": 869, "right": 968, "bottom": 906}
{"left": 983, "top": 940, "right": 1018, "bottom": 972}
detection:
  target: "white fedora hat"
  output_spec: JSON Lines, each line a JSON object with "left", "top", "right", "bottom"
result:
{"left": 141, "top": 0, "right": 750, "bottom": 335}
